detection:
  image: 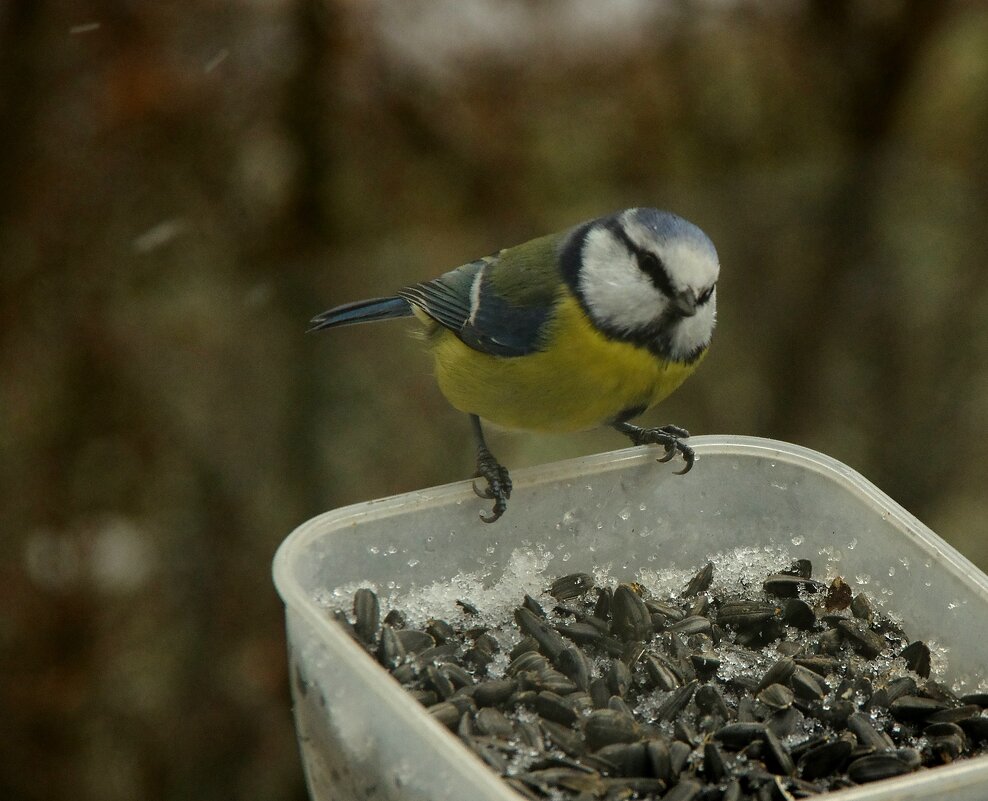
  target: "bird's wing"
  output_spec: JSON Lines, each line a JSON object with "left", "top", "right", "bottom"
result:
{"left": 397, "top": 233, "right": 562, "bottom": 357}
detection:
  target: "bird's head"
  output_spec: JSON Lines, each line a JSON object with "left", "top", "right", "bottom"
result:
{"left": 567, "top": 207, "right": 719, "bottom": 363}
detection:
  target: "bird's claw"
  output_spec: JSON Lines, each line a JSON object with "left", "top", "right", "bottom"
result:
{"left": 618, "top": 423, "right": 695, "bottom": 474}
{"left": 672, "top": 444, "right": 695, "bottom": 475}
{"left": 474, "top": 448, "right": 512, "bottom": 523}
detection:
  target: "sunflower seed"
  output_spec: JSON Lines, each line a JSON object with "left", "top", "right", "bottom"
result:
{"left": 847, "top": 752, "right": 914, "bottom": 783}
{"left": 605, "top": 657, "right": 632, "bottom": 698}
{"left": 925, "top": 720, "right": 966, "bottom": 739}
{"left": 850, "top": 593, "right": 874, "bottom": 621}
{"left": 645, "top": 653, "right": 684, "bottom": 691}
{"left": 759, "top": 683, "right": 795, "bottom": 710}
{"left": 508, "top": 650, "right": 549, "bottom": 676}
{"left": 473, "top": 678, "right": 516, "bottom": 707}
{"left": 958, "top": 715, "right": 988, "bottom": 742}
{"left": 869, "top": 675, "right": 917, "bottom": 709}
{"left": 515, "top": 606, "right": 567, "bottom": 661}
{"left": 646, "top": 599, "right": 686, "bottom": 622}
{"left": 695, "top": 684, "right": 730, "bottom": 720}
{"left": 378, "top": 624, "right": 406, "bottom": 668}
{"left": 596, "top": 741, "right": 646, "bottom": 775}
{"left": 690, "top": 651, "right": 720, "bottom": 681}
{"left": 927, "top": 703, "right": 982, "bottom": 724}
{"left": 655, "top": 680, "right": 698, "bottom": 722}
{"left": 537, "top": 670, "right": 579, "bottom": 695}
{"left": 824, "top": 577, "right": 853, "bottom": 611}
{"left": 928, "top": 733, "right": 965, "bottom": 763}
{"left": 426, "top": 664, "right": 455, "bottom": 699}
{"left": 782, "top": 559, "right": 813, "bottom": 579}
{"left": 767, "top": 705, "right": 802, "bottom": 739}
{"left": 409, "top": 688, "right": 437, "bottom": 706}
{"left": 645, "top": 737, "right": 672, "bottom": 781}
{"left": 669, "top": 740, "right": 693, "bottom": 778}
{"left": 763, "top": 728, "right": 795, "bottom": 775}
{"left": 556, "top": 621, "right": 604, "bottom": 647}
{"left": 791, "top": 667, "right": 826, "bottom": 701}
{"left": 593, "top": 586, "right": 612, "bottom": 618}
{"left": 395, "top": 628, "right": 434, "bottom": 654}
{"left": 737, "top": 619, "right": 787, "bottom": 648}
{"left": 684, "top": 562, "right": 714, "bottom": 596}
{"left": 794, "top": 655, "right": 838, "bottom": 677}
{"left": 717, "top": 600, "right": 780, "bottom": 629}
{"left": 353, "top": 588, "right": 380, "bottom": 643}
{"left": 611, "top": 584, "right": 653, "bottom": 642}
{"left": 540, "top": 719, "right": 585, "bottom": 756}
{"left": 550, "top": 573, "right": 595, "bottom": 601}
{"left": 763, "top": 574, "right": 824, "bottom": 598}
{"left": 425, "top": 618, "right": 455, "bottom": 644}
{"left": 429, "top": 701, "right": 462, "bottom": 729}
{"left": 456, "top": 599, "right": 479, "bottom": 615}
{"left": 474, "top": 707, "right": 514, "bottom": 738}
{"left": 383, "top": 608, "right": 406, "bottom": 628}
{"left": 669, "top": 615, "right": 713, "bottom": 637}
{"left": 557, "top": 646, "right": 592, "bottom": 692}
{"left": 889, "top": 695, "right": 949, "bottom": 722}
{"left": 781, "top": 598, "right": 816, "bottom": 630}
{"left": 847, "top": 712, "right": 894, "bottom": 752}
{"left": 715, "top": 722, "right": 767, "bottom": 749}
{"left": 799, "top": 737, "right": 854, "bottom": 780}
{"left": 663, "top": 778, "right": 702, "bottom": 801}
{"left": 900, "top": 640, "right": 931, "bottom": 678}
{"left": 704, "top": 741, "right": 729, "bottom": 782}
{"left": 585, "top": 708, "right": 641, "bottom": 750}
{"left": 757, "top": 657, "right": 796, "bottom": 692}
{"left": 837, "top": 619, "right": 887, "bottom": 659}
{"left": 532, "top": 690, "right": 579, "bottom": 726}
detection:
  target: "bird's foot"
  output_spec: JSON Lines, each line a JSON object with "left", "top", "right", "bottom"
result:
{"left": 472, "top": 446, "right": 513, "bottom": 523}
{"left": 614, "top": 422, "right": 695, "bottom": 474}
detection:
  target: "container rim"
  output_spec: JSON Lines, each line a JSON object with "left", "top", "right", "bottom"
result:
{"left": 274, "top": 434, "right": 987, "bottom": 609}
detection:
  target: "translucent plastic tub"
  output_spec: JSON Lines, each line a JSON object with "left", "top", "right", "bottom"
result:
{"left": 273, "top": 435, "right": 988, "bottom": 801}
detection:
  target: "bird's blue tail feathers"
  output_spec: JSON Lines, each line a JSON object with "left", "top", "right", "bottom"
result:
{"left": 308, "top": 296, "right": 413, "bottom": 331}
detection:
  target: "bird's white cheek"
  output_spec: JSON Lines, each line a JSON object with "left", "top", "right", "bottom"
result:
{"left": 670, "top": 301, "right": 716, "bottom": 361}
{"left": 579, "top": 227, "right": 666, "bottom": 333}
{"left": 609, "top": 282, "right": 667, "bottom": 333}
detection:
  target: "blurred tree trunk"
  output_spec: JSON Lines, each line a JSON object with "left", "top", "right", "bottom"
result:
{"left": 763, "top": 1, "right": 952, "bottom": 500}
{"left": 0, "top": 0, "right": 44, "bottom": 313}
{"left": 255, "top": 0, "right": 345, "bottom": 518}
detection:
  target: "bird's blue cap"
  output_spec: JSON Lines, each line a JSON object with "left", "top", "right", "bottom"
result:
{"left": 625, "top": 207, "right": 718, "bottom": 260}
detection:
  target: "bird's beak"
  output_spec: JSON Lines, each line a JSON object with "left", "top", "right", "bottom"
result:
{"left": 672, "top": 288, "right": 698, "bottom": 317}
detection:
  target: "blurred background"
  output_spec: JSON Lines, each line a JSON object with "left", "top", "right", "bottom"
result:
{"left": 2, "top": 0, "right": 987, "bottom": 799}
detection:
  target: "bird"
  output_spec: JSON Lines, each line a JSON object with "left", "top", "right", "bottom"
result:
{"left": 310, "top": 207, "right": 719, "bottom": 523}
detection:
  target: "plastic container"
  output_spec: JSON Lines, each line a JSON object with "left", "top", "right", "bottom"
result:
{"left": 273, "top": 435, "right": 988, "bottom": 801}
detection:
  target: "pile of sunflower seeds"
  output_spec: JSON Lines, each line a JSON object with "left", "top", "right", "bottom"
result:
{"left": 332, "top": 559, "right": 988, "bottom": 800}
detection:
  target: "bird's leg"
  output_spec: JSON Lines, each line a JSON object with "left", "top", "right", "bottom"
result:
{"left": 612, "top": 421, "right": 695, "bottom": 474}
{"left": 469, "top": 414, "right": 512, "bottom": 523}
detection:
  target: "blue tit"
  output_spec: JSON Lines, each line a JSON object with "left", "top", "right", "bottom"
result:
{"left": 311, "top": 207, "right": 719, "bottom": 522}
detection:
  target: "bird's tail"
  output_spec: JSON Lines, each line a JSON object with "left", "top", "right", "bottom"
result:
{"left": 308, "top": 296, "right": 413, "bottom": 331}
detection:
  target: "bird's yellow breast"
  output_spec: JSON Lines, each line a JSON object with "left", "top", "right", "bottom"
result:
{"left": 424, "top": 295, "right": 703, "bottom": 432}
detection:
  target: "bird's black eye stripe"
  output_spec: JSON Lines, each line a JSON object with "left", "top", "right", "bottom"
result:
{"left": 698, "top": 282, "right": 716, "bottom": 305}
{"left": 608, "top": 222, "right": 676, "bottom": 298}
